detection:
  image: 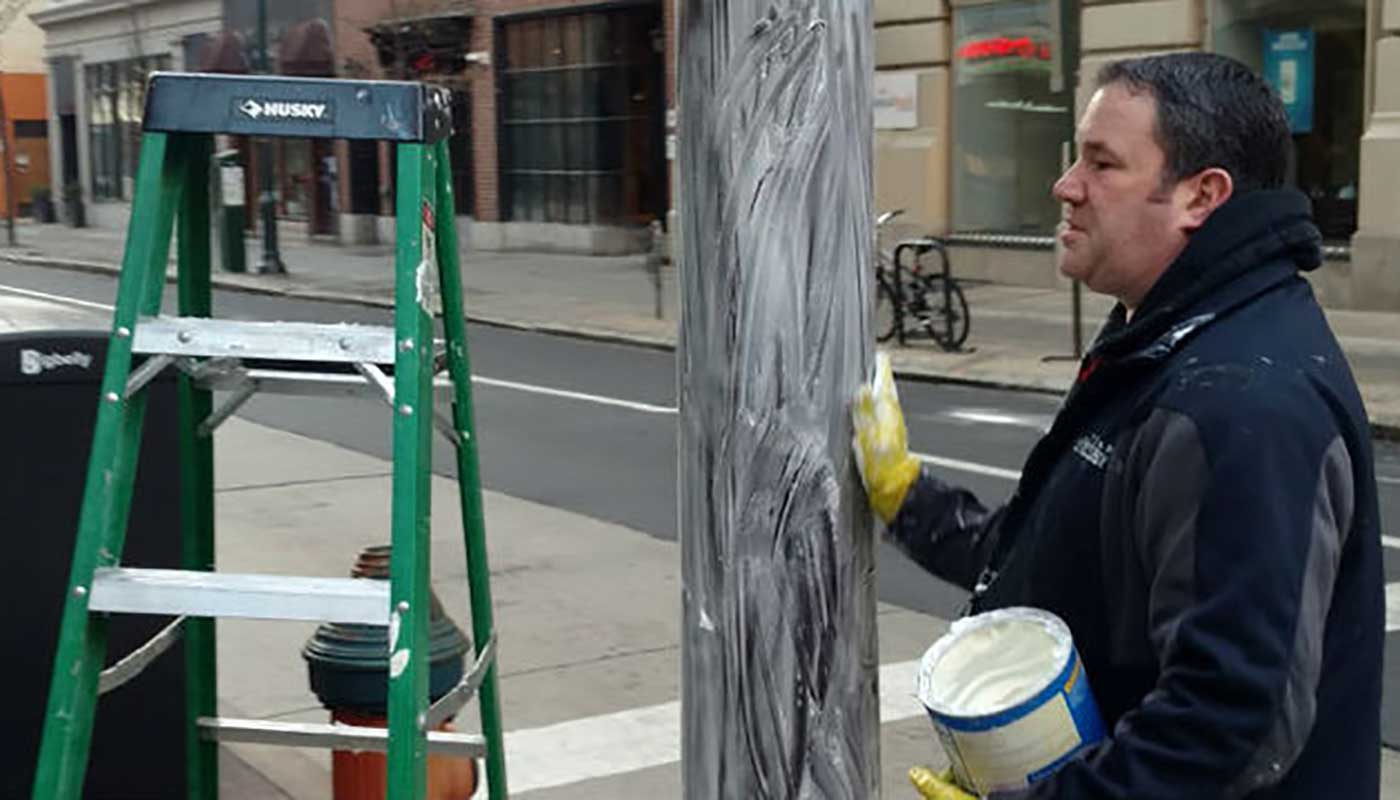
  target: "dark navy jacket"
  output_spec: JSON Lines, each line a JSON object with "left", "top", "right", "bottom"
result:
{"left": 889, "top": 190, "right": 1383, "bottom": 799}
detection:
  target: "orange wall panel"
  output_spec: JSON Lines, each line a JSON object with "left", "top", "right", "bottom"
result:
{"left": 0, "top": 73, "right": 48, "bottom": 121}
{"left": 1, "top": 73, "right": 51, "bottom": 217}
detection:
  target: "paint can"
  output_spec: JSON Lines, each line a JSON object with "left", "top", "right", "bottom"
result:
{"left": 916, "top": 607, "right": 1106, "bottom": 794}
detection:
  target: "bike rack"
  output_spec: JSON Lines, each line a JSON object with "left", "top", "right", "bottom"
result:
{"left": 891, "top": 237, "right": 961, "bottom": 350}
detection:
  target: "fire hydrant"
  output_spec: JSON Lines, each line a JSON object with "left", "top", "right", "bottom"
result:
{"left": 304, "top": 545, "right": 478, "bottom": 799}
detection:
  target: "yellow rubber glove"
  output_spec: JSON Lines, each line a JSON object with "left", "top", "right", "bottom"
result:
{"left": 852, "top": 351, "right": 922, "bottom": 523}
{"left": 909, "top": 766, "right": 977, "bottom": 800}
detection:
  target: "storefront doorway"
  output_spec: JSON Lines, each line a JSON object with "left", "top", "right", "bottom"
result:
{"left": 1212, "top": 0, "right": 1365, "bottom": 241}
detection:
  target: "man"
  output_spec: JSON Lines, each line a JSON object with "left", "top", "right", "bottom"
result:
{"left": 853, "top": 53, "right": 1383, "bottom": 798}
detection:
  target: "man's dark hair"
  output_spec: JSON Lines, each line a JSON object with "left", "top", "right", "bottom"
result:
{"left": 1097, "top": 53, "right": 1290, "bottom": 194}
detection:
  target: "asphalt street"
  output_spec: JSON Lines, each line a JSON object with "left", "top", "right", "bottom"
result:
{"left": 3, "top": 262, "right": 1399, "bottom": 747}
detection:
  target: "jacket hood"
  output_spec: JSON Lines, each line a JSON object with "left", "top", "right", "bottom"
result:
{"left": 1092, "top": 188, "right": 1323, "bottom": 361}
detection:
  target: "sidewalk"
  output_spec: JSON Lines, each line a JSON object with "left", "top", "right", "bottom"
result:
{"left": 2, "top": 219, "right": 1398, "bottom": 435}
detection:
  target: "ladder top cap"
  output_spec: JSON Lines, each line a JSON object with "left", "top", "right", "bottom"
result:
{"left": 142, "top": 72, "right": 452, "bottom": 143}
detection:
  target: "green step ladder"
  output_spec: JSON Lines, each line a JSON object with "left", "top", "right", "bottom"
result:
{"left": 31, "top": 72, "right": 507, "bottom": 800}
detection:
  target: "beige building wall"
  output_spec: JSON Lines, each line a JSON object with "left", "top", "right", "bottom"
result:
{"left": 871, "top": 0, "right": 1400, "bottom": 310}
{"left": 1076, "top": 0, "right": 1202, "bottom": 116}
{"left": 1, "top": 0, "right": 46, "bottom": 72}
{"left": 1350, "top": 0, "right": 1400, "bottom": 310}
{"left": 873, "top": 0, "right": 951, "bottom": 245}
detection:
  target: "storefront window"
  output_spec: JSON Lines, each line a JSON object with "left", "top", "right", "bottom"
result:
{"left": 87, "top": 63, "right": 118, "bottom": 200}
{"left": 86, "top": 55, "right": 171, "bottom": 200}
{"left": 500, "top": 7, "right": 666, "bottom": 225}
{"left": 1211, "top": 0, "right": 1364, "bottom": 241}
{"left": 951, "top": 0, "right": 1077, "bottom": 234}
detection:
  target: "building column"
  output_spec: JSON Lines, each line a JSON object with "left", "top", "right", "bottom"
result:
{"left": 44, "top": 58, "right": 65, "bottom": 224}
{"left": 1076, "top": 0, "right": 1202, "bottom": 117}
{"left": 1351, "top": 0, "right": 1400, "bottom": 310}
{"left": 872, "top": 0, "right": 951, "bottom": 238}
{"left": 73, "top": 58, "right": 92, "bottom": 216}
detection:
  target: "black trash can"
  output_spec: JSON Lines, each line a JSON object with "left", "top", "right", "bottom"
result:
{"left": 0, "top": 330, "right": 186, "bottom": 798}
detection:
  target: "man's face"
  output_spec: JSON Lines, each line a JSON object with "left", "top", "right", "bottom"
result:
{"left": 1052, "top": 84, "right": 1194, "bottom": 308}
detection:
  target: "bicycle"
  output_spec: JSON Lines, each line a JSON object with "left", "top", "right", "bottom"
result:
{"left": 873, "top": 210, "right": 971, "bottom": 351}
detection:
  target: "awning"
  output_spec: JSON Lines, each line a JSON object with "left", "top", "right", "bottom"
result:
{"left": 280, "top": 18, "right": 335, "bottom": 77}
{"left": 199, "top": 31, "right": 251, "bottom": 74}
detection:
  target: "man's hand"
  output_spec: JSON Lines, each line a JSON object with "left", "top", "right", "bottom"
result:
{"left": 909, "top": 766, "right": 977, "bottom": 799}
{"left": 852, "top": 351, "right": 922, "bottom": 523}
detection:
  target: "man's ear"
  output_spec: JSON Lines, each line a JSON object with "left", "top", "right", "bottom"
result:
{"left": 1180, "top": 167, "right": 1234, "bottom": 231}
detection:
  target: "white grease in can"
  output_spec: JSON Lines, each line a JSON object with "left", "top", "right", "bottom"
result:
{"left": 917, "top": 607, "right": 1106, "bottom": 794}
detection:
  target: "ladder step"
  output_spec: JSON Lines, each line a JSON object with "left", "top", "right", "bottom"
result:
{"left": 133, "top": 316, "right": 399, "bottom": 364}
{"left": 89, "top": 568, "right": 390, "bottom": 625}
{"left": 197, "top": 717, "right": 487, "bottom": 757}
{"left": 198, "top": 366, "right": 457, "bottom": 400}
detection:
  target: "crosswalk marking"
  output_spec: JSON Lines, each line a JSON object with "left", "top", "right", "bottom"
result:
{"left": 502, "top": 659, "right": 924, "bottom": 795}
{"left": 1388, "top": 584, "right": 1400, "bottom": 634}
{"left": 503, "top": 597, "right": 1400, "bottom": 794}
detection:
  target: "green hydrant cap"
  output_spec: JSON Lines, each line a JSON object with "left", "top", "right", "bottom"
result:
{"left": 303, "top": 545, "right": 472, "bottom": 716}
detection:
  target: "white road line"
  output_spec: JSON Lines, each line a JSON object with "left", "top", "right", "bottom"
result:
{"left": 914, "top": 451, "right": 1022, "bottom": 482}
{"left": 472, "top": 375, "right": 677, "bottom": 415}
{"left": 1387, "top": 584, "right": 1400, "bottom": 634}
{"left": 5, "top": 283, "right": 1394, "bottom": 551}
{"left": 0, "top": 283, "right": 115, "bottom": 312}
{"left": 503, "top": 658, "right": 924, "bottom": 795}
{"left": 946, "top": 408, "right": 1050, "bottom": 430}
{"left": 0, "top": 284, "right": 676, "bottom": 415}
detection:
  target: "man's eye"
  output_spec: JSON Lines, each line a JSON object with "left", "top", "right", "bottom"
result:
{"left": 1092, "top": 161, "right": 1113, "bottom": 170}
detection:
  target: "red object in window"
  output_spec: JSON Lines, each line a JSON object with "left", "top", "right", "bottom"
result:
{"left": 956, "top": 35, "right": 1054, "bottom": 63}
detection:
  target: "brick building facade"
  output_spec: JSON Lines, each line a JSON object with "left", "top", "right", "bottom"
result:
{"left": 358, "top": 0, "right": 676, "bottom": 254}
{"left": 30, "top": 0, "right": 676, "bottom": 254}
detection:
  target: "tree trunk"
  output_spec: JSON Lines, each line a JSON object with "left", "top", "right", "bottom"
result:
{"left": 677, "top": 1, "right": 879, "bottom": 797}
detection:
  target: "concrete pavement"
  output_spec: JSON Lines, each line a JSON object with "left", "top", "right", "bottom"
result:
{"left": 213, "top": 416, "right": 962, "bottom": 798}
{"left": 3, "top": 218, "right": 1399, "bottom": 436}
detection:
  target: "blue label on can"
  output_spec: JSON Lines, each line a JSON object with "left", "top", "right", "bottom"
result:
{"left": 929, "top": 646, "right": 1107, "bottom": 789}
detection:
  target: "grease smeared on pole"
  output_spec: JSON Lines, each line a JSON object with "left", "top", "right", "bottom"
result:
{"left": 678, "top": 1, "right": 879, "bottom": 797}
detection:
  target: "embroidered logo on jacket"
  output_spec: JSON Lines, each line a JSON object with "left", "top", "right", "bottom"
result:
{"left": 1073, "top": 432, "right": 1114, "bottom": 470}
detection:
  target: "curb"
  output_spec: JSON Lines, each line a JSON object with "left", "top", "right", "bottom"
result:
{"left": 4, "top": 249, "right": 1398, "bottom": 441}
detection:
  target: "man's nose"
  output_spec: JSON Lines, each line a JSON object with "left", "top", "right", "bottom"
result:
{"left": 1053, "top": 163, "right": 1083, "bottom": 204}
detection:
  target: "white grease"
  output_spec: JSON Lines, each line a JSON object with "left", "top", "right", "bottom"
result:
{"left": 390, "top": 648, "right": 410, "bottom": 679}
{"left": 920, "top": 609, "right": 1071, "bottom": 717}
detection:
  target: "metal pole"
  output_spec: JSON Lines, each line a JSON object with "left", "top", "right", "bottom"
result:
{"left": 255, "top": 0, "right": 284, "bottom": 274}
{"left": 0, "top": 71, "right": 16, "bottom": 246}
{"left": 678, "top": 2, "right": 879, "bottom": 796}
